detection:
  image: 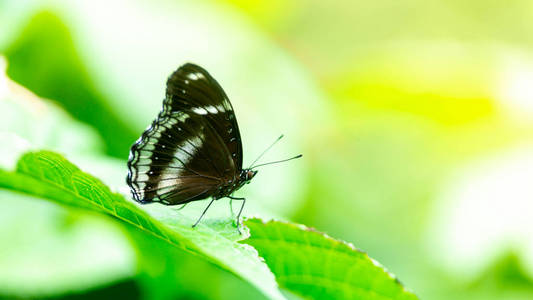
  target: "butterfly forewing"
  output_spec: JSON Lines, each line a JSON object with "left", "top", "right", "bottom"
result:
{"left": 165, "top": 63, "right": 243, "bottom": 170}
{"left": 127, "top": 63, "right": 243, "bottom": 205}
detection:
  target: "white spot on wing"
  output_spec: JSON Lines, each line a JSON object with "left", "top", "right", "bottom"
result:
{"left": 187, "top": 72, "right": 202, "bottom": 80}
{"left": 191, "top": 105, "right": 225, "bottom": 115}
{"left": 155, "top": 132, "right": 205, "bottom": 190}
{"left": 191, "top": 107, "right": 209, "bottom": 115}
{"left": 205, "top": 105, "right": 218, "bottom": 114}
{"left": 170, "top": 112, "right": 189, "bottom": 122}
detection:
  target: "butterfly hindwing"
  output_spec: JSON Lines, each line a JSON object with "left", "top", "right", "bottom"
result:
{"left": 127, "top": 114, "right": 214, "bottom": 204}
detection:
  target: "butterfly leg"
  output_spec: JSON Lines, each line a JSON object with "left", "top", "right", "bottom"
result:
{"left": 192, "top": 198, "right": 216, "bottom": 228}
{"left": 175, "top": 203, "right": 188, "bottom": 211}
{"left": 228, "top": 196, "right": 246, "bottom": 234}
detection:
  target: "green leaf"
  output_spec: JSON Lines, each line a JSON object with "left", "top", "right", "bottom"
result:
{"left": 0, "top": 150, "right": 285, "bottom": 300}
{"left": 243, "top": 219, "right": 418, "bottom": 300}
{"left": 0, "top": 150, "right": 418, "bottom": 299}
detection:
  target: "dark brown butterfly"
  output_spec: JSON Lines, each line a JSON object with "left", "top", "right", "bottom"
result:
{"left": 126, "top": 63, "right": 300, "bottom": 231}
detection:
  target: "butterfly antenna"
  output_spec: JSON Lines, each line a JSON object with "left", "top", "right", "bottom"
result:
{"left": 249, "top": 134, "right": 284, "bottom": 168}
{"left": 250, "top": 154, "right": 302, "bottom": 169}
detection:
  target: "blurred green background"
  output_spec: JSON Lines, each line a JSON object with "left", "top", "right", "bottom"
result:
{"left": 2, "top": 0, "right": 533, "bottom": 299}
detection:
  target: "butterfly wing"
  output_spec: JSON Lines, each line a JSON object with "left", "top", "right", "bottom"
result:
{"left": 127, "top": 63, "right": 243, "bottom": 205}
{"left": 165, "top": 63, "right": 243, "bottom": 170}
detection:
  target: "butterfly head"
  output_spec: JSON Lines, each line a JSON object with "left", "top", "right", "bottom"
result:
{"left": 241, "top": 169, "right": 258, "bottom": 184}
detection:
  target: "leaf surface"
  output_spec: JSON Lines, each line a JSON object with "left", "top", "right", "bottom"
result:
{"left": 243, "top": 219, "right": 418, "bottom": 300}
{"left": 0, "top": 151, "right": 285, "bottom": 300}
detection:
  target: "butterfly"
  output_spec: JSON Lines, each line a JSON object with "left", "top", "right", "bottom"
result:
{"left": 126, "top": 63, "right": 300, "bottom": 231}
